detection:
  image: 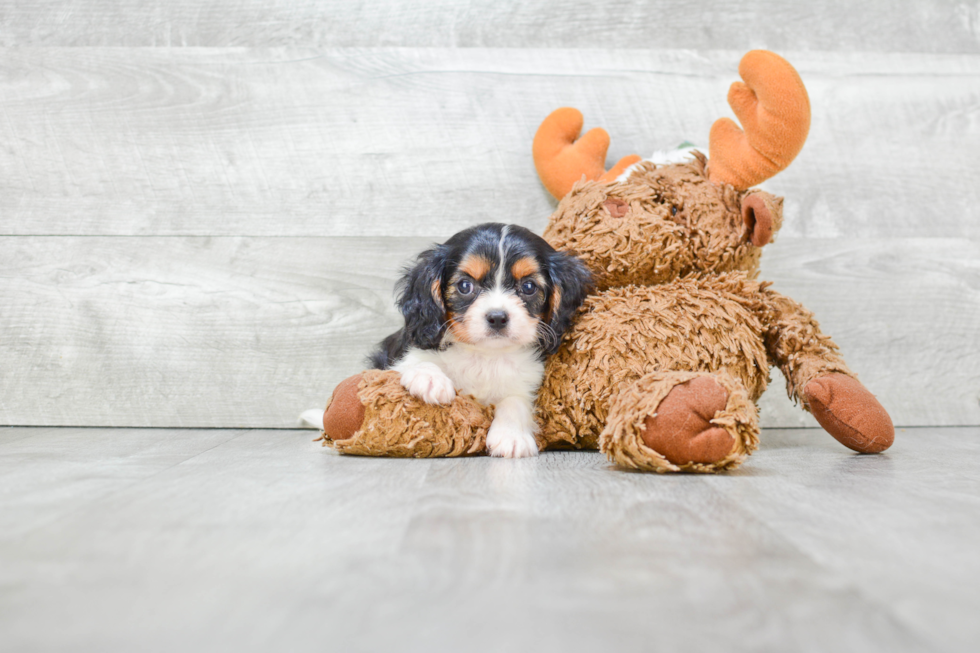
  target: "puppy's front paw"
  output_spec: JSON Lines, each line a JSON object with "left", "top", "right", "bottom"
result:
{"left": 400, "top": 362, "right": 456, "bottom": 405}
{"left": 486, "top": 422, "right": 539, "bottom": 459}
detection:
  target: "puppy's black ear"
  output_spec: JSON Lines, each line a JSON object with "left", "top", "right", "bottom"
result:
{"left": 542, "top": 250, "right": 592, "bottom": 355}
{"left": 396, "top": 245, "right": 450, "bottom": 350}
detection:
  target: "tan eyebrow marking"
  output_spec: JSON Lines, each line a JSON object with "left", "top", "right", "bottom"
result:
{"left": 511, "top": 257, "right": 540, "bottom": 279}
{"left": 459, "top": 254, "right": 492, "bottom": 281}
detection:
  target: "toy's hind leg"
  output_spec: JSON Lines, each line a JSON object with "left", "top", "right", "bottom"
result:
{"left": 600, "top": 371, "right": 759, "bottom": 473}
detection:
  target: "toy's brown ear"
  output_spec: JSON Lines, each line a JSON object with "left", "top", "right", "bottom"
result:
{"left": 741, "top": 191, "right": 783, "bottom": 247}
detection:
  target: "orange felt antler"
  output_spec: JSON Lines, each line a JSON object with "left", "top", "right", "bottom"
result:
{"left": 532, "top": 108, "right": 641, "bottom": 200}
{"left": 708, "top": 50, "right": 811, "bottom": 190}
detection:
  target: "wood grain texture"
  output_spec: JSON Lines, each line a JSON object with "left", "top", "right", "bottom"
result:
{"left": 1, "top": 235, "right": 977, "bottom": 428}
{"left": 756, "top": 237, "right": 980, "bottom": 429}
{"left": 0, "top": 235, "right": 419, "bottom": 427}
{"left": 0, "top": 48, "right": 977, "bottom": 238}
{"left": 1, "top": 425, "right": 978, "bottom": 651}
{"left": 1, "top": 0, "right": 978, "bottom": 52}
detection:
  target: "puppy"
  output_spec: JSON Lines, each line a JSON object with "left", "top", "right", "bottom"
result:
{"left": 370, "top": 223, "right": 591, "bottom": 458}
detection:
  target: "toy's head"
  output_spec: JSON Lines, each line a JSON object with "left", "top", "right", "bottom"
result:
{"left": 543, "top": 153, "right": 784, "bottom": 290}
{"left": 533, "top": 50, "right": 807, "bottom": 291}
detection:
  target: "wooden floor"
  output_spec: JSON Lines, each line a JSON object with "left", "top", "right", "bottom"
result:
{"left": 1, "top": 425, "right": 977, "bottom": 652}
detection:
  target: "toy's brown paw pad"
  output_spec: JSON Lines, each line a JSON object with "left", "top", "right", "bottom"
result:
{"left": 322, "top": 374, "right": 365, "bottom": 442}
{"left": 804, "top": 373, "right": 894, "bottom": 454}
{"left": 639, "top": 376, "right": 735, "bottom": 465}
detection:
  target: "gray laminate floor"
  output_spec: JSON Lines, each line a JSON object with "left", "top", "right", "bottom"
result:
{"left": 1, "top": 426, "right": 977, "bottom": 652}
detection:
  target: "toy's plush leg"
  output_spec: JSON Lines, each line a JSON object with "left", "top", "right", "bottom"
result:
{"left": 763, "top": 290, "right": 894, "bottom": 453}
{"left": 318, "top": 370, "right": 493, "bottom": 457}
{"left": 599, "top": 371, "right": 759, "bottom": 473}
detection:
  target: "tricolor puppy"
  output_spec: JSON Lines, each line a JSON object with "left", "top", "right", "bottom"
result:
{"left": 370, "top": 223, "right": 591, "bottom": 458}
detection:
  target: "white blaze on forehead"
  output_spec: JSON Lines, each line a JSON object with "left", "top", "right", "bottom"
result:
{"left": 494, "top": 225, "right": 509, "bottom": 290}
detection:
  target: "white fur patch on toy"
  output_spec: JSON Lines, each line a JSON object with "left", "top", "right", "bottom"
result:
{"left": 616, "top": 145, "right": 700, "bottom": 182}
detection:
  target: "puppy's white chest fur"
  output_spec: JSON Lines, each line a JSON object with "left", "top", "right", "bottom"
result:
{"left": 395, "top": 344, "right": 542, "bottom": 406}
{"left": 437, "top": 344, "right": 543, "bottom": 406}
{"left": 392, "top": 344, "right": 543, "bottom": 459}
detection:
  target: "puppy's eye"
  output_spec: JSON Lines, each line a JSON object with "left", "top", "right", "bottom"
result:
{"left": 671, "top": 205, "right": 678, "bottom": 216}
{"left": 520, "top": 280, "right": 538, "bottom": 295}
{"left": 457, "top": 279, "right": 474, "bottom": 295}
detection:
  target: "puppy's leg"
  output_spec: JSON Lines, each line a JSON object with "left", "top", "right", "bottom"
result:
{"left": 487, "top": 395, "right": 539, "bottom": 458}
{"left": 393, "top": 352, "right": 456, "bottom": 405}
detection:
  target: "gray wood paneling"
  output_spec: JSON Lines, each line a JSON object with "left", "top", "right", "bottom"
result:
{"left": 756, "top": 237, "right": 980, "bottom": 429}
{"left": 1, "top": 48, "right": 977, "bottom": 239}
{"left": 2, "top": 235, "right": 977, "bottom": 428}
{"left": 1, "top": 425, "right": 978, "bottom": 651}
{"left": 0, "top": 1, "right": 977, "bottom": 53}
{"left": 0, "top": 235, "right": 417, "bottom": 427}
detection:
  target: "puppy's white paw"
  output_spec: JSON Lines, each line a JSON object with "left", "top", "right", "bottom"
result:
{"left": 400, "top": 362, "right": 456, "bottom": 405}
{"left": 486, "top": 422, "right": 539, "bottom": 459}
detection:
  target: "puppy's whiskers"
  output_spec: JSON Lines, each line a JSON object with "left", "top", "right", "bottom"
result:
{"left": 536, "top": 321, "right": 559, "bottom": 352}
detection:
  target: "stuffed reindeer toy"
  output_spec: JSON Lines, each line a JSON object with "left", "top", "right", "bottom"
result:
{"left": 317, "top": 50, "right": 894, "bottom": 472}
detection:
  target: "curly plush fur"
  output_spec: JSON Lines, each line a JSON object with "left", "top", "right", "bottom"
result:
{"left": 323, "top": 370, "right": 493, "bottom": 458}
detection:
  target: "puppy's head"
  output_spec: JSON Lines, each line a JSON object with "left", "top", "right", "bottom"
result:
{"left": 397, "top": 223, "right": 591, "bottom": 355}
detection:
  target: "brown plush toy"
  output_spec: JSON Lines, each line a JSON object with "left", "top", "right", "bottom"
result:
{"left": 318, "top": 50, "right": 894, "bottom": 472}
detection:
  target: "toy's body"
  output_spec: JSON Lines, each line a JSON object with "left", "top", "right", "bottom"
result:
{"left": 318, "top": 51, "right": 894, "bottom": 472}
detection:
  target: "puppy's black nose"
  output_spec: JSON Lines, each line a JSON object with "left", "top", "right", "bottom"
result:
{"left": 485, "top": 310, "right": 509, "bottom": 331}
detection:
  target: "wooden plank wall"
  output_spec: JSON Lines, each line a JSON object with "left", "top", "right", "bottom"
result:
{"left": 1, "top": 2, "right": 978, "bottom": 428}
